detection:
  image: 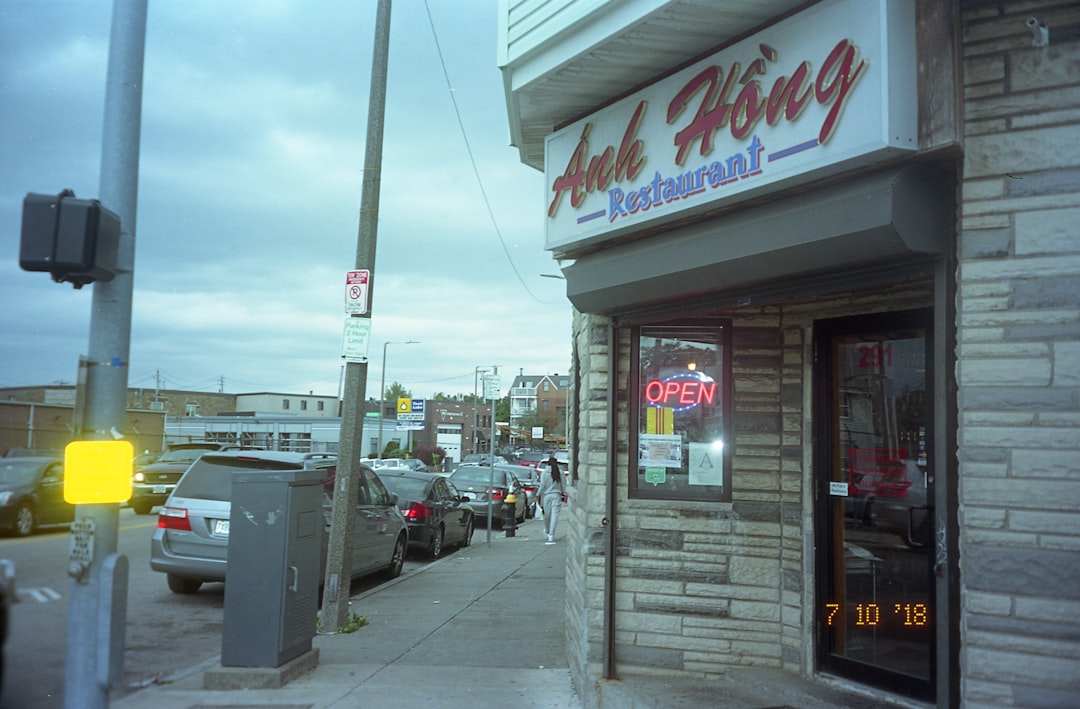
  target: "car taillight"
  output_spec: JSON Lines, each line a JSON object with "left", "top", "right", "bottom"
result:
{"left": 158, "top": 507, "right": 191, "bottom": 531}
{"left": 403, "top": 502, "right": 432, "bottom": 520}
{"left": 523, "top": 484, "right": 538, "bottom": 492}
{"left": 490, "top": 488, "right": 506, "bottom": 500}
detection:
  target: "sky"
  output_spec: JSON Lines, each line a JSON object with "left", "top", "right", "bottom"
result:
{"left": 0, "top": 0, "right": 572, "bottom": 402}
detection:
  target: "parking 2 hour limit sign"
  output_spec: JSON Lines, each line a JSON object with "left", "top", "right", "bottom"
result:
{"left": 345, "top": 270, "right": 369, "bottom": 314}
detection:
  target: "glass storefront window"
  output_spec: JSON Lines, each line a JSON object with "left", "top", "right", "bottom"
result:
{"left": 630, "top": 320, "right": 732, "bottom": 501}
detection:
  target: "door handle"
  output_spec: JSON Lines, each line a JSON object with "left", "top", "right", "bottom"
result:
{"left": 287, "top": 564, "right": 299, "bottom": 592}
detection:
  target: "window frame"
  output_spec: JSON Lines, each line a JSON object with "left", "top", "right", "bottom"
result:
{"left": 628, "top": 317, "right": 734, "bottom": 502}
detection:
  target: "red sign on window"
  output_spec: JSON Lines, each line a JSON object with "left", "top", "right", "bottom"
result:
{"left": 644, "top": 376, "right": 716, "bottom": 408}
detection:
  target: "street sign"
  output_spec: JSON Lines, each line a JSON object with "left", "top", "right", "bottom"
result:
{"left": 483, "top": 374, "right": 500, "bottom": 401}
{"left": 341, "top": 317, "right": 371, "bottom": 362}
{"left": 345, "top": 270, "right": 369, "bottom": 314}
{"left": 397, "top": 398, "right": 424, "bottom": 421}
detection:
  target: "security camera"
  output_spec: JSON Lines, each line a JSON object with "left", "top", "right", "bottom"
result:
{"left": 1027, "top": 17, "right": 1049, "bottom": 47}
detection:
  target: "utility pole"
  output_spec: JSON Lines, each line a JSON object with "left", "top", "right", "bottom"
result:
{"left": 322, "top": 0, "right": 391, "bottom": 630}
{"left": 64, "top": 1, "right": 146, "bottom": 707}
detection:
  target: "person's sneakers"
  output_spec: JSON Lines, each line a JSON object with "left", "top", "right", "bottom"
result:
{"left": 545, "top": 534, "right": 555, "bottom": 545}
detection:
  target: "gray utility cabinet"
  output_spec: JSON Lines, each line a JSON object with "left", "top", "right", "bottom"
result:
{"left": 221, "top": 468, "right": 324, "bottom": 667}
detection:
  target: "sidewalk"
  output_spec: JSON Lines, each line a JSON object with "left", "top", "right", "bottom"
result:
{"left": 110, "top": 518, "right": 921, "bottom": 709}
{"left": 111, "top": 522, "right": 579, "bottom": 708}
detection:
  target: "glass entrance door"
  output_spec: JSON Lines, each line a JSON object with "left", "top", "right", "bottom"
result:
{"left": 816, "top": 309, "right": 935, "bottom": 701}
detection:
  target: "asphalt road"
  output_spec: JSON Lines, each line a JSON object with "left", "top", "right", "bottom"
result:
{"left": 0, "top": 507, "right": 429, "bottom": 709}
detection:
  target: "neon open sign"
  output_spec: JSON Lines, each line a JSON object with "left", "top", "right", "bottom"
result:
{"left": 644, "top": 373, "right": 716, "bottom": 412}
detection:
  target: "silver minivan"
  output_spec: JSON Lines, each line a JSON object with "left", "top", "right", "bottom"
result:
{"left": 150, "top": 451, "right": 407, "bottom": 594}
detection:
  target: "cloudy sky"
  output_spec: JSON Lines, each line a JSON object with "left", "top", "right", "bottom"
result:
{"left": 0, "top": 0, "right": 571, "bottom": 402}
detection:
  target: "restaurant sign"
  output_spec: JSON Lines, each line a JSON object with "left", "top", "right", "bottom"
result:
{"left": 544, "top": 0, "right": 916, "bottom": 255}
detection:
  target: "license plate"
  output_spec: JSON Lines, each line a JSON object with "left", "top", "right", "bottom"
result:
{"left": 463, "top": 492, "right": 475, "bottom": 500}
{"left": 213, "top": 519, "right": 230, "bottom": 536}
{"left": 152, "top": 485, "right": 168, "bottom": 494}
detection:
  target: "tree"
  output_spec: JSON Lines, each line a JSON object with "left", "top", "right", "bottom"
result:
{"left": 413, "top": 444, "right": 447, "bottom": 470}
{"left": 384, "top": 381, "right": 411, "bottom": 400}
{"left": 517, "top": 408, "right": 558, "bottom": 436}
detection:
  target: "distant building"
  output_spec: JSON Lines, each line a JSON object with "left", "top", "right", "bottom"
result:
{"left": 0, "top": 385, "right": 493, "bottom": 467}
{"left": 508, "top": 372, "right": 570, "bottom": 444}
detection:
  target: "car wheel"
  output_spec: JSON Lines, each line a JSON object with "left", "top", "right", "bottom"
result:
{"left": 516, "top": 502, "right": 526, "bottom": 524}
{"left": 429, "top": 526, "right": 444, "bottom": 559}
{"left": 131, "top": 501, "right": 153, "bottom": 515}
{"left": 526, "top": 502, "right": 536, "bottom": 519}
{"left": 383, "top": 535, "right": 406, "bottom": 579}
{"left": 13, "top": 503, "right": 35, "bottom": 537}
{"left": 460, "top": 517, "right": 474, "bottom": 548}
{"left": 166, "top": 574, "right": 202, "bottom": 594}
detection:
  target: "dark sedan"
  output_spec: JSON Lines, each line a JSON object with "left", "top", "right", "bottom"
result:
{"left": 448, "top": 465, "right": 527, "bottom": 527}
{"left": 130, "top": 442, "right": 238, "bottom": 515}
{"left": 0, "top": 456, "right": 73, "bottom": 537}
{"left": 375, "top": 468, "right": 474, "bottom": 558}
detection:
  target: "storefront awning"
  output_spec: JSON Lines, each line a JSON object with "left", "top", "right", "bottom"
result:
{"left": 563, "top": 165, "right": 954, "bottom": 315}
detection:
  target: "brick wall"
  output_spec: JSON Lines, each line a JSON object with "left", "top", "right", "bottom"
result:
{"left": 959, "top": 2, "right": 1080, "bottom": 706}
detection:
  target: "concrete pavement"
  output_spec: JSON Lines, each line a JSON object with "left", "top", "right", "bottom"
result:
{"left": 110, "top": 516, "right": 921, "bottom": 709}
{"left": 111, "top": 519, "right": 578, "bottom": 708}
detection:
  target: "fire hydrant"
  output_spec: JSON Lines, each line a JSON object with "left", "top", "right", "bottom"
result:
{"left": 502, "top": 493, "right": 517, "bottom": 537}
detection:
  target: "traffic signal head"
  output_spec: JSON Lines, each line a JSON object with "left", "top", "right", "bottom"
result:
{"left": 20, "top": 189, "right": 120, "bottom": 288}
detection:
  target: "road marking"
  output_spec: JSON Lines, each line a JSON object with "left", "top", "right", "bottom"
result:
{"left": 18, "top": 587, "right": 62, "bottom": 603}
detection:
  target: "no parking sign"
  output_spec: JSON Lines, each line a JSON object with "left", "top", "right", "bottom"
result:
{"left": 345, "top": 270, "right": 369, "bottom": 314}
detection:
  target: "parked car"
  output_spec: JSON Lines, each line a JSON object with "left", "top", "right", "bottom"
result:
{"left": 130, "top": 442, "right": 239, "bottom": 515}
{"left": 448, "top": 465, "right": 527, "bottom": 526}
{"left": 150, "top": 451, "right": 407, "bottom": 595}
{"left": 0, "top": 456, "right": 73, "bottom": 537}
{"left": 457, "top": 453, "right": 498, "bottom": 468}
{"left": 515, "top": 451, "right": 548, "bottom": 468}
{"left": 374, "top": 469, "right": 473, "bottom": 558}
{"left": 513, "top": 465, "right": 541, "bottom": 519}
{"left": 369, "top": 458, "right": 427, "bottom": 472}
{"left": 536, "top": 458, "right": 571, "bottom": 479}
{"left": 133, "top": 450, "right": 160, "bottom": 468}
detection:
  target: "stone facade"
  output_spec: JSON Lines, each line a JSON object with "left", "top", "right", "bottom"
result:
{"left": 514, "top": 1, "right": 1080, "bottom": 706}
{"left": 567, "top": 282, "right": 938, "bottom": 700}
{"left": 958, "top": 3, "right": 1080, "bottom": 706}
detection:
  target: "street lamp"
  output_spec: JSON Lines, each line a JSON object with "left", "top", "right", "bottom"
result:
{"left": 378, "top": 340, "right": 419, "bottom": 459}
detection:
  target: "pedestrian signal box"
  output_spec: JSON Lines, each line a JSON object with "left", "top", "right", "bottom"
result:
{"left": 64, "top": 440, "right": 133, "bottom": 504}
{"left": 20, "top": 190, "right": 121, "bottom": 288}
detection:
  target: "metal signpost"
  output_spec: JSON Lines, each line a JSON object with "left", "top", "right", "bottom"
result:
{"left": 483, "top": 369, "right": 499, "bottom": 545}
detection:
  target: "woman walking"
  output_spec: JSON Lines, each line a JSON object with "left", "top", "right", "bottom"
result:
{"left": 538, "top": 454, "right": 566, "bottom": 544}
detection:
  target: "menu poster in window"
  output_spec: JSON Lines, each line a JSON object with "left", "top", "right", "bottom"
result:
{"left": 639, "top": 434, "right": 682, "bottom": 468}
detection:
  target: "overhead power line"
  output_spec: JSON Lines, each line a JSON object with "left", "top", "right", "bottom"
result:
{"left": 422, "top": 0, "right": 546, "bottom": 304}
